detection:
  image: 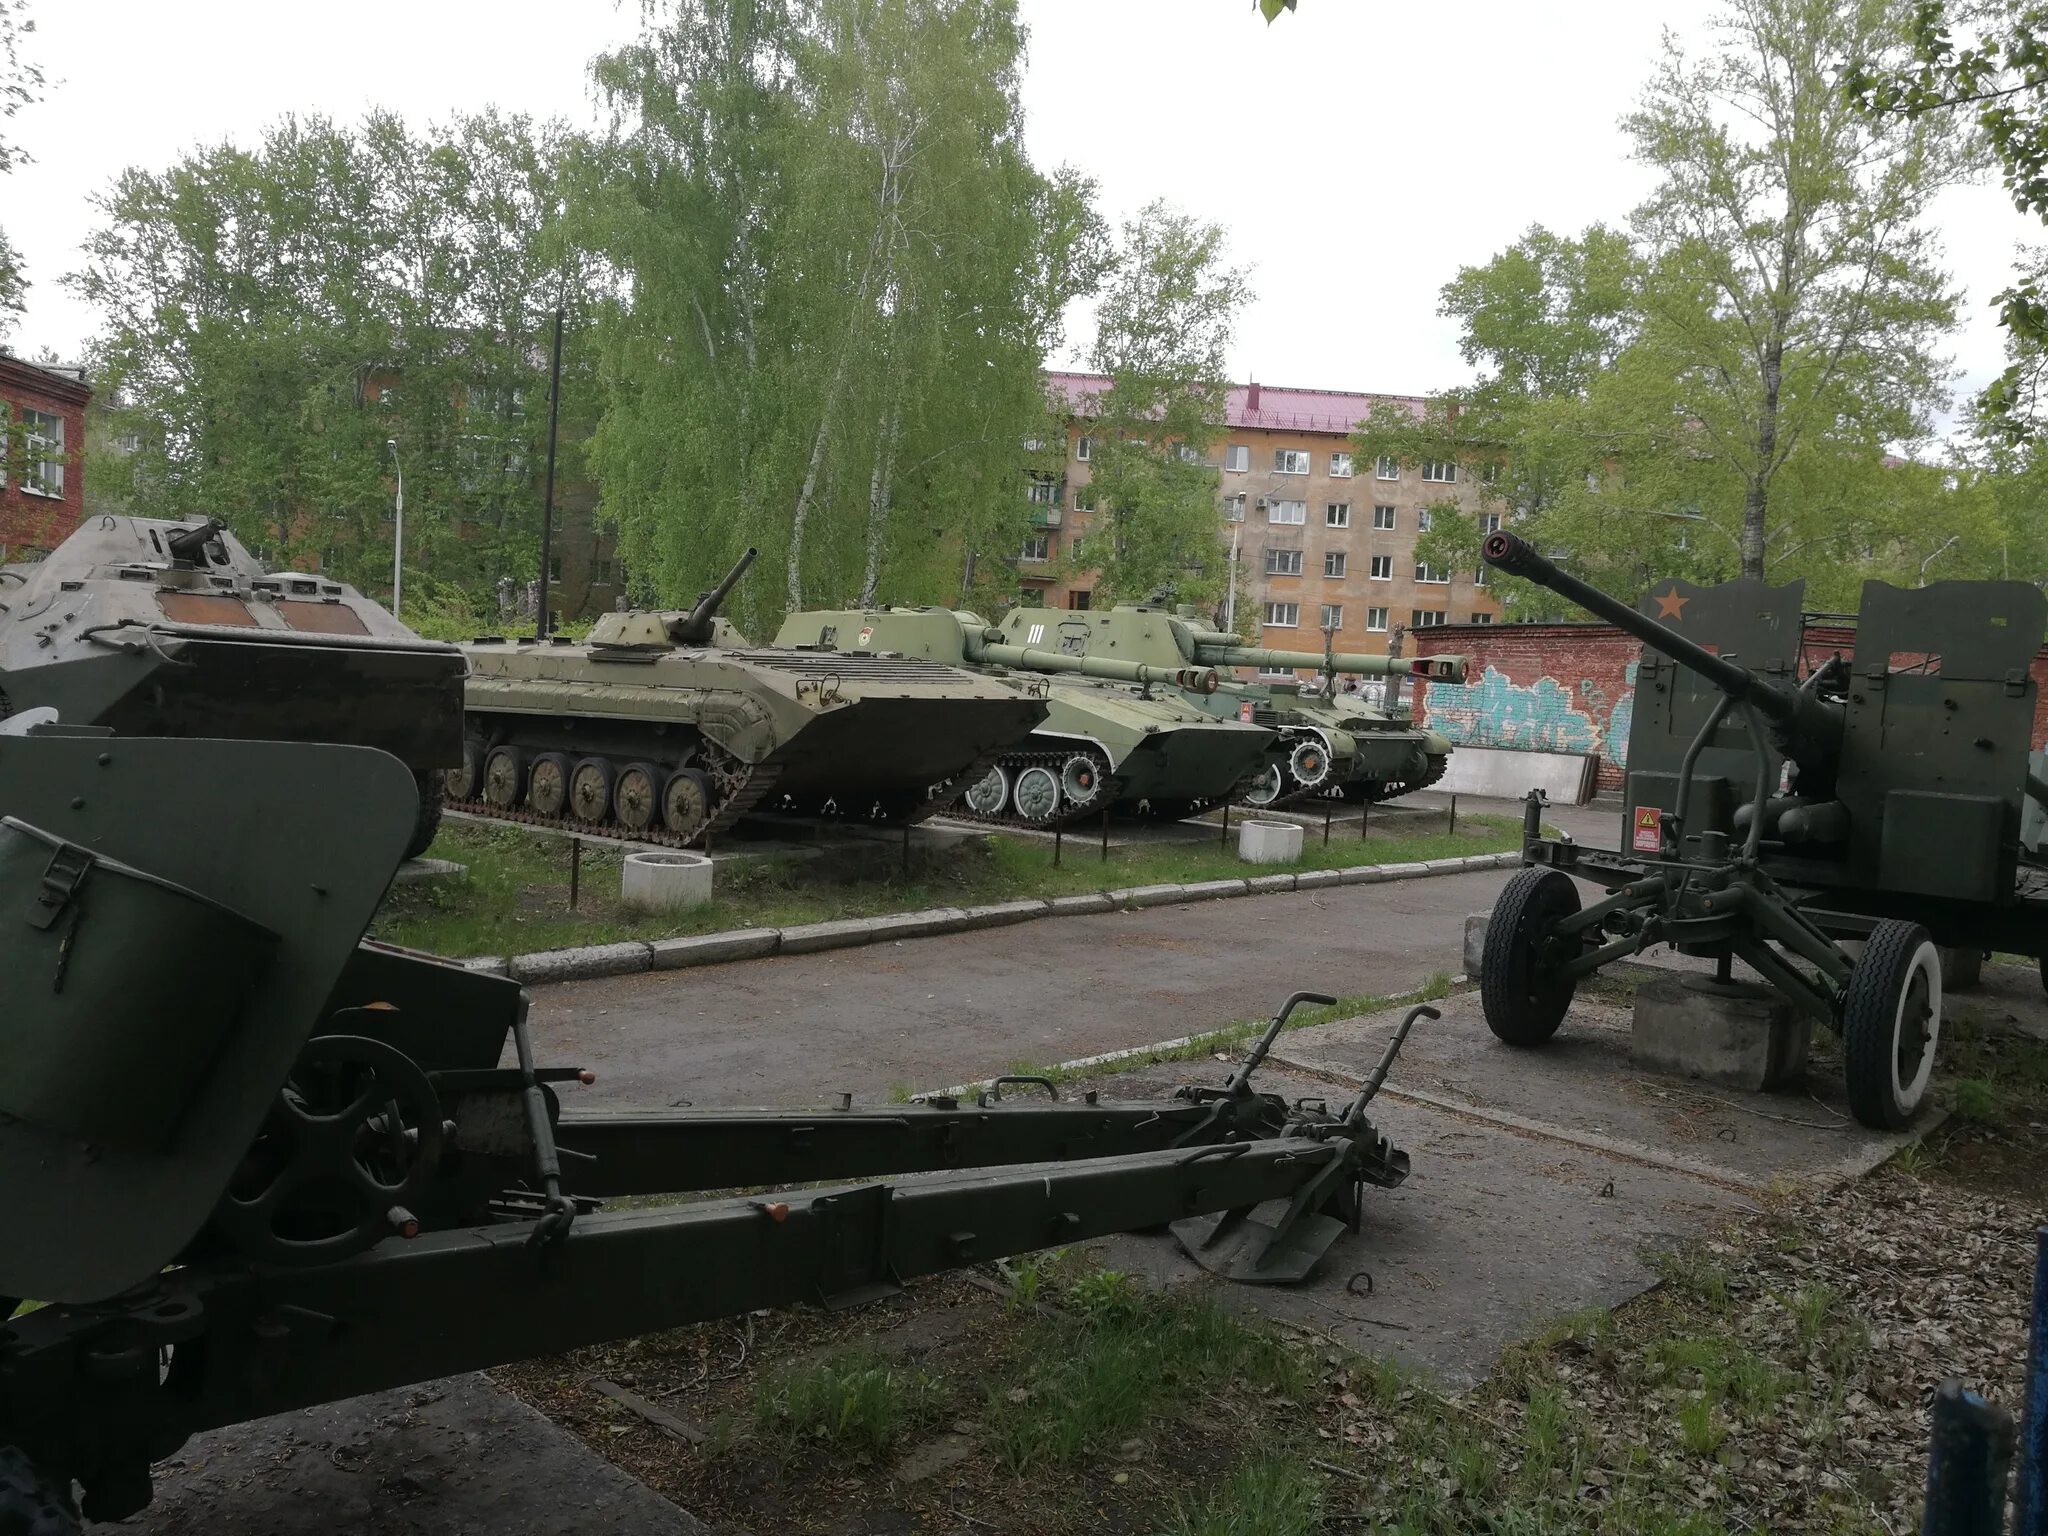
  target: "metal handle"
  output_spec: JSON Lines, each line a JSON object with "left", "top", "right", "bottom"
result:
{"left": 978, "top": 1075, "right": 1061, "bottom": 1108}
{"left": 1229, "top": 991, "right": 1338, "bottom": 1092}
{"left": 1344, "top": 1003, "right": 1437, "bottom": 1122}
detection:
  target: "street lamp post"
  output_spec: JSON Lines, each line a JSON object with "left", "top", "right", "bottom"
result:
{"left": 386, "top": 438, "right": 404, "bottom": 618}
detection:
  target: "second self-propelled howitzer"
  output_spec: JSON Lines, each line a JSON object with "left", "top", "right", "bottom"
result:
{"left": 997, "top": 603, "right": 1468, "bottom": 809}
{"left": 772, "top": 606, "right": 1276, "bottom": 826}
{"left": 1476, "top": 527, "right": 2048, "bottom": 1130}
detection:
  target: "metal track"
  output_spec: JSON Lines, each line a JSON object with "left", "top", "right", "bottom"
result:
{"left": 764, "top": 744, "right": 1011, "bottom": 829}
{"left": 1252, "top": 749, "right": 1450, "bottom": 813}
{"left": 948, "top": 745, "right": 1116, "bottom": 831}
{"left": 450, "top": 759, "right": 783, "bottom": 849}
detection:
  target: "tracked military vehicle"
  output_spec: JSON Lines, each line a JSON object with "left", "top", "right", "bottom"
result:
{"left": 0, "top": 514, "right": 463, "bottom": 856}
{"left": 998, "top": 603, "right": 1467, "bottom": 810}
{"left": 772, "top": 605, "right": 1275, "bottom": 825}
{"left": 455, "top": 551, "right": 1049, "bottom": 842}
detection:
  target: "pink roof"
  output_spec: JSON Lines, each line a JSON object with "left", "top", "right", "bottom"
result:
{"left": 1044, "top": 370, "right": 1426, "bottom": 436}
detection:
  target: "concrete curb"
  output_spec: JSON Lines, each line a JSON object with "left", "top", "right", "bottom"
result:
{"left": 485, "top": 849, "right": 1526, "bottom": 986}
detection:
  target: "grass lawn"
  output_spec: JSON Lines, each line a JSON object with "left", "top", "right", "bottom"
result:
{"left": 370, "top": 807, "right": 1522, "bottom": 959}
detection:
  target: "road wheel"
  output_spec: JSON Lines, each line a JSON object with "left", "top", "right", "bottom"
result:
{"left": 964, "top": 765, "right": 1011, "bottom": 817}
{"left": 444, "top": 739, "right": 484, "bottom": 801}
{"left": 568, "top": 757, "right": 613, "bottom": 823}
{"left": 1842, "top": 919, "right": 1942, "bottom": 1130}
{"left": 404, "top": 769, "right": 445, "bottom": 860}
{"left": 482, "top": 746, "right": 524, "bottom": 808}
{"left": 614, "top": 762, "right": 662, "bottom": 832}
{"left": 1060, "top": 753, "right": 1105, "bottom": 811}
{"left": 1012, "top": 765, "right": 1061, "bottom": 823}
{"left": 1288, "top": 738, "right": 1333, "bottom": 790}
{"left": 662, "top": 768, "right": 713, "bottom": 840}
{"left": 1480, "top": 867, "right": 1581, "bottom": 1047}
{"left": 527, "top": 752, "right": 571, "bottom": 817}
{"left": 1242, "top": 764, "right": 1286, "bottom": 807}
{"left": 0, "top": 1446, "right": 80, "bottom": 1536}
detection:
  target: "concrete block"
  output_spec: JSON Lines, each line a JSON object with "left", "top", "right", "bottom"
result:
{"left": 391, "top": 857, "right": 467, "bottom": 887}
{"left": 1245, "top": 873, "right": 1297, "bottom": 894}
{"left": 1176, "top": 878, "right": 1250, "bottom": 903}
{"left": 621, "top": 850, "right": 713, "bottom": 913}
{"left": 509, "top": 941, "right": 654, "bottom": 985}
{"left": 958, "top": 899, "right": 1052, "bottom": 929}
{"left": 1463, "top": 912, "right": 1490, "bottom": 977}
{"left": 461, "top": 955, "right": 510, "bottom": 977}
{"left": 1940, "top": 946, "right": 1985, "bottom": 991}
{"left": 1422, "top": 858, "right": 1470, "bottom": 876}
{"left": 1437, "top": 743, "right": 1599, "bottom": 805}
{"left": 1237, "top": 818, "right": 1305, "bottom": 864}
{"left": 1337, "top": 865, "right": 1392, "bottom": 886}
{"left": 1630, "top": 971, "right": 1811, "bottom": 1093}
{"left": 648, "top": 928, "right": 782, "bottom": 970}
{"left": 1046, "top": 892, "right": 1116, "bottom": 917}
{"left": 1377, "top": 862, "right": 1429, "bottom": 881}
{"left": 1108, "top": 884, "right": 1188, "bottom": 909}
{"left": 778, "top": 908, "right": 969, "bottom": 955}
{"left": 1295, "top": 869, "right": 1343, "bottom": 890}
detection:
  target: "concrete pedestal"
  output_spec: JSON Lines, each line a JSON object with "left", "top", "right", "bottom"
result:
{"left": 621, "top": 850, "right": 714, "bottom": 912}
{"left": 1630, "top": 972, "right": 1810, "bottom": 1094}
{"left": 1237, "top": 818, "right": 1304, "bottom": 865}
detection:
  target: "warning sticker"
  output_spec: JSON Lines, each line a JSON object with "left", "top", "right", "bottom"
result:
{"left": 857, "top": 626, "right": 873, "bottom": 645}
{"left": 1632, "top": 806, "right": 1664, "bottom": 853}
{"left": 1238, "top": 701, "right": 1255, "bottom": 723}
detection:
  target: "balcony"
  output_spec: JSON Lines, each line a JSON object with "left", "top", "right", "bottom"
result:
{"left": 1027, "top": 506, "right": 1062, "bottom": 529}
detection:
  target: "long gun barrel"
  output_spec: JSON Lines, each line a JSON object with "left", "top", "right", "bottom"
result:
{"left": 1187, "top": 632, "right": 1467, "bottom": 683}
{"left": 669, "top": 546, "right": 757, "bottom": 645}
{"left": 969, "top": 636, "right": 1221, "bottom": 694}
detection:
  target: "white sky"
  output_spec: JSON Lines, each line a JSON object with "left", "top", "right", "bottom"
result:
{"left": 7, "top": 0, "right": 2040, "bottom": 430}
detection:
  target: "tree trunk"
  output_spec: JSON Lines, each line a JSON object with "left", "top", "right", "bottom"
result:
{"left": 1743, "top": 334, "right": 1783, "bottom": 581}
{"left": 858, "top": 402, "right": 900, "bottom": 607}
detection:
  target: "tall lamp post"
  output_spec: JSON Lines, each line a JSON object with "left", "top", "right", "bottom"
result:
{"left": 386, "top": 438, "right": 404, "bottom": 618}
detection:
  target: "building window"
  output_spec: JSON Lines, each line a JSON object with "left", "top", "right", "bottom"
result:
{"left": 1415, "top": 562, "right": 1450, "bottom": 584}
{"left": 1369, "top": 555, "right": 1393, "bottom": 580}
{"left": 1265, "top": 547, "right": 1304, "bottom": 576}
{"left": 1319, "top": 603, "right": 1343, "bottom": 630}
{"left": 1471, "top": 611, "right": 1494, "bottom": 624}
{"left": 1325, "top": 502, "right": 1350, "bottom": 528}
{"left": 1330, "top": 451, "right": 1353, "bottom": 478}
{"left": 1411, "top": 609, "right": 1447, "bottom": 627}
{"left": 1017, "top": 588, "right": 1044, "bottom": 607}
{"left": 1273, "top": 448, "right": 1311, "bottom": 475}
{"left": 1323, "top": 550, "right": 1347, "bottom": 578}
{"left": 1224, "top": 444, "right": 1248, "bottom": 473}
{"left": 1076, "top": 435, "right": 1092, "bottom": 462}
{"left": 1416, "top": 508, "right": 1433, "bottom": 533}
{"left": 1366, "top": 606, "right": 1389, "bottom": 632}
{"left": 593, "top": 558, "right": 620, "bottom": 585}
{"left": 1480, "top": 462, "right": 1500, "bottom": 485}
{"left": 1026, "top": 474, "right": 1060, "bottom": 507}
{"left": 1375, "top": 455, "right": 1399, "bottom": 480}
{"left": 1020, "top": 533, "right": 1051, "bottom": 562}
{"left": 548, "top": 555, "right": 564, "bottom": 582}
{"left": 1222, "top": 493, "right": 1247, "bottom": 522}
{"left": 21, "top": 410, "right": 63, "bottom": 497}
{"left": 1474, "top": 565, "right": 1489, "bottom": 587}
{"left": 1264, "top": 601, "right": 1300, "bottom": 628}
{"left": 1372, "top": 504, "right": 1396, "bottom": 530}
{"left": 1421, "top": 460, "right": 1457, "bottom": 483}
{"left": 1479, "top": 511, "right": 1502, "bottom": 534}
{"left": 1266, "top": 499, "right": 1306, "bottom": 525}
{"left": 1070, "top": 589, "right": 1092, "bottom": 610}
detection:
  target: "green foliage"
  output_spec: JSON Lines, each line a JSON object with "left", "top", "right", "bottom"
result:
{"left": 1163, "top": 1455, "right": 1324, "bottom": 1536}
{"left": 752, "top": 1348, "right": 937, "bottom": 1456}
{"left": 1674, "top": 1395, "right": 1725, "bottom": 1456}
{"left": 0, "top": 0, "right": 43, "bottom": 332}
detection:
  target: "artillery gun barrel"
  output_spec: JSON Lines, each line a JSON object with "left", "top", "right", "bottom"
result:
{"left": 971, "top": 637, "right": 1220, "bottom": 694}
{"left": 689, "top": 546, "right": 758, "bottom": 627}
{"left": 1190, "top": 636, "right": 1466, "bottom": 683}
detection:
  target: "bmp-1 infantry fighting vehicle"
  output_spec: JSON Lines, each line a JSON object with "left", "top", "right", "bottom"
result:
{"left": 1477, "top": 528, "right": 2048, "bottom": 1130}
{"left": 771, "top": 605, "right": 1276, "bottom": 825}
{"left": 0, "top": 721, "right": 1425, "bottom": 1529}
{"left": 0, "top": 515, "right": 463, "bottom": 857}
{"left": 998, "top": 602, "right": 1468, "bottom": 810}
{"left": 454, "top": 550, "right": 1050, "bottom": 841}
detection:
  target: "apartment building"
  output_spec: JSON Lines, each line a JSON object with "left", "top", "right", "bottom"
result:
{"left": 0, "top": 355, "right": 91, "bottom": 563}
{"left": 1024, "top": 373, "right": 1503, "bottom": 664}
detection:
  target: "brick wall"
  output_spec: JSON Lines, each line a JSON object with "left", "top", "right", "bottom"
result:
{"left": 0, "top": 357, "right": 91, "bottom": 560}
{"left": 1413, "top": 619, "right": 2048, "bottom": 792}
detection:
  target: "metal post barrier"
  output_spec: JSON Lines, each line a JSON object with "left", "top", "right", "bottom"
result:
{"left": 1324, "top": 799, "right": 1332, "bottom": 847}
{"left": 902, "top": 822, "right": 911, "bottom": 880}
{"left": 1449, "top": 793, "right": 1458, "bottom": 838}
{"left": 1054, "top": 818, "right": 1062, "bottom": 869}
{"left": 1220, "top": 800, "right": 1231, "bottom": 850}
{"left": 2019, "top": 1225, "right": 2048, "bottom": 1536}
{"left": 1360, "top": 797, "right": 1370, "bottom": 842}
{"left": 1100, "top": 801, "right": 1111, "bottom": 863}
{"left": 1922, "top": 1380, "right": 2015, "bottom": 1536}
{"left": 569, "top": 837, "right": 581, "bottom": 912}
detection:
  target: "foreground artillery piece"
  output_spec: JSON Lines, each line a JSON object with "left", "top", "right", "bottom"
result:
{"left": 0, "top": 727, "right": 1418, "bottom": 1529}
{"left": 455, "top": 549, "right": 1050, "bottom": 841}
{"left": 1478, "top": 529, "right": 2048, "bottom": 1129}
{"left": 0, "top": 515, "right": 463, "bottom": 857}
{"left": 998, "top": 603, "right": 1467, "bottom": 810}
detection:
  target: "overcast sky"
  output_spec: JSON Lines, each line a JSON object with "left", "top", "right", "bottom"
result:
{"left": 8, "top": 0, "right": 2040, "bottom": 430}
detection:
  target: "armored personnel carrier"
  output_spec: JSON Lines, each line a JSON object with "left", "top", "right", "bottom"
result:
{"left": 772, "top": 605, "right": 1276, "bottom": 826}
{"left": 455, "top": 551, "right": 1049, "bottom": 842}
{"left": 0, "top": 514, "right": 463, "bottom": 856}
{"left": 998, "top": 603, "right": 1467, "bottom": 810}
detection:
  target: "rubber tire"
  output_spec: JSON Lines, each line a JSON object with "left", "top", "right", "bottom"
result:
{"left": 568, "top": 757, "right": 614, "bottom": 823}
{"left": 661, "top": 767, "right": 713, "bottom": 839}
{"left": 444, "top": 738, "right": 485, "bottom": 801}
{"left": 404, "top": 770, "right": 444, "bottom": 860}
{"left": 526, "top": 751, "right": 572, "bottom": 817}
{"left": 613, "top": 762, "right": 663, "bottom": 832}
{"left": 1841, "top": 919, "right": 1943, "bottom": 1131}
{"left": 1242, "top": 764, "right": 1288, "bottom": 807}
{"left": 482, "top": 746, "right": 525, "bottom": 808}
{"left": 1480, "top": 866, "right": 1582, "bottom": 1047}
{"left": 0, "top": 1447, "right": 80, "bottom": 1536}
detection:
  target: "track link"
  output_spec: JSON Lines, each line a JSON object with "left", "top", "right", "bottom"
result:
{"left": 1242, "top": 749, "right": 1450, "bottom": 813}
{"left": 451, "top": 759, "right": 783, "bottom": 849}
{"left": 949, "top": 746, "right": 1116, "bottom": 831}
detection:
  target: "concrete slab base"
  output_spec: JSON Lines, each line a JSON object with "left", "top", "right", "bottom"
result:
{"left": 390, "top": 857, "right": 466, "bottom": 887}
{"left": 1629, "top": 971, "right": 1810, "bottom": 1094}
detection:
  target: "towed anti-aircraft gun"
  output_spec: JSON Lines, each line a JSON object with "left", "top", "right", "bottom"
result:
{"left": 996, "top": 603, "right": 1468, "bottom": 809}
{"left": 1476, "top": 528, "right": 2048, "bottom": 1130}
{"left": 773, "top": 605, "right": 1275, "bottom": 826}
{"left": 0, "top": 723, "right": 1422, "bottom": 1529}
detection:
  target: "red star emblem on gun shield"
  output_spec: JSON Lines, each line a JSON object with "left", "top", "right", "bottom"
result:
{"left": 1654, "top": 587, "right": 1689, "bottom": 621}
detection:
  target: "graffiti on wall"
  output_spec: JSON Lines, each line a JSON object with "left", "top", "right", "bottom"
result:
{"left": 1423, "top": 662, "right": 1636, "bottom": 763}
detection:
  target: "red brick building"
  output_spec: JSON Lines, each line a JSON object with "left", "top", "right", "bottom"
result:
{"left": 0, "top": 355, "right": 90, "bottom": 562}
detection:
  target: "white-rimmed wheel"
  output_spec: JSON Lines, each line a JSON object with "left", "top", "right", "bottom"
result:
{"left": 1241, "top": 763, "right": 1286, "bottom": 807}
{"left": 1060, "top": 752, "right": 1105, "bottom": 810}
{"left": 1288, "top": 738, "right": 1333, "bottom": 790}
{"left": 964, "top": 765, "right": 1011, "bottom": 817}
{"left": 1841, "top": 920, "right": 1942, "bottom": 1130}
{"left": 1012, "top": 765, "right": 1061, "bottom": 823}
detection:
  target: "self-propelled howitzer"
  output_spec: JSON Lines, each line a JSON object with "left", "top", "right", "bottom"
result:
{"left": 771, "top": 605, "right": 1275, "bottom": 826}
{"left": 997, "top": 604, "right": 1468, "bottom": 809}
